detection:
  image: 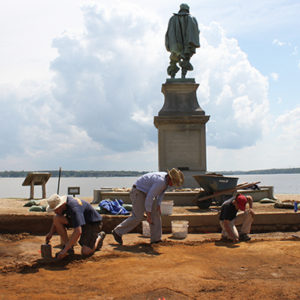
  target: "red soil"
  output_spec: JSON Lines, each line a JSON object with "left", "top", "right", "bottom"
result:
{"left": 1, "top": 232, "right": 300, "bottom": 299}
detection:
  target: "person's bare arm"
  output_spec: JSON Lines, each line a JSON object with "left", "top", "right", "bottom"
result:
{"left": 45, "top": 223, "right": 56, "bottom": 243}
{"left": 246, "top": 196, "right": 255, "bottom": 217}
{"left": 56, "top": 226, "right": 82, "bottom": 260}
{"left": 223, "top": 220, "right": 238, "bottom": 242}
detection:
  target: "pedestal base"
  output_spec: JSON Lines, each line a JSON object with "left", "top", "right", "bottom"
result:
{"left": 154, "top": 115, "right": 209, "bottom": 188}
{"left": 154, "top": 80, "right": 210, "bottom": 188}
{"left": 159, "top": 80, "right": 205, "bottom": 116}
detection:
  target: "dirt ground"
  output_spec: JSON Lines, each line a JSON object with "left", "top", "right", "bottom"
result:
{"left": 1, "top": 194, "right": 300, "bottom": 299}
{"left": 1, "top": 232, "right": 300, "bottom": 300}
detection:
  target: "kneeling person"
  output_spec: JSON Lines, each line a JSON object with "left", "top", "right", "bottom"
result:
{"left": 45, "top": 194, "right": 106, "bottom": 260}
{"left": 219, "top": 194, "right": 255, "bottom": 243}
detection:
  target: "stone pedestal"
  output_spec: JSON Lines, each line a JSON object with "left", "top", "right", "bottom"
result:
{"left": 158, "top": 79, "right": 204, "bottom": 116}
{"left": 154, "top": 79, "right": 210, "bottom": 187}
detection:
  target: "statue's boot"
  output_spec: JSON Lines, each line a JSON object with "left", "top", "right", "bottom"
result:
{"left": 167, "top": 63, "right": 180, "bottom": 78}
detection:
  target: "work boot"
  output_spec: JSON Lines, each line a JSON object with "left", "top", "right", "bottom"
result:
{"left": 95, "top": 231, "right": 106, "bottom": 251}
{"left": 67, "top": 247, "right": 75, "bottom": 255}
{"left": 150, "top": 240, "right": 162, "bottom": 245}
{"left": 239, "top": 233, "right": 251, "bottom": 242}
{"left": 220, "top": 236, "right": 231, "bottom": 242}
{"left": 112, "top": 230, "right": 123, "bottom": 245}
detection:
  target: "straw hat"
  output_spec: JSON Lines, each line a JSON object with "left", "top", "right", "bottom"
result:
{"left": 46, "top": 194, "right": 67, "bottom": 212}
{"left": 168, "top": 168, "right": 184, "bottom": 187}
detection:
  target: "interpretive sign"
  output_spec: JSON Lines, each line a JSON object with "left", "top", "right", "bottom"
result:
{"left": 68, "top": 187, "right": 80, "bottom": 197}
{"left": 22, "top": 172, "right": 51, "bottom": 199}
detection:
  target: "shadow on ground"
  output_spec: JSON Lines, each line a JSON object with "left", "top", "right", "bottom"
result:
{"left": 111, "top": 242, "right": 161, "bottom": 256}
{"left": 118, "top": 287, "right": 190, "bottom": 300}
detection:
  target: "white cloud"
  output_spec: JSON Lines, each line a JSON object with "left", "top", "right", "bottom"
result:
{"left": 292, "top": 46, "right": 298, "bottom": 56}
{"left": 195, "top": 22, "right": 269, "bottom": 149}
{"left": 273, "top": 39, "right": 286, "bottom": 47}
{"left": 0, "top": 2, "right": 164, "bottom": 169}
{"left": 0, "top": 0, "right": 85, "bottom": 85}
{"left": 270, "top": 72, "right": 279, "bottom": 81}
{"left": 48, "top": 3, "right": 164, "bottom": 154}
{"left": 275, "top": 107, "right": 300, "bottom": 143}
{"left": 0, "top": 1, "right": 299, "bottom": 171}
{"left": 272, "top": 39, "right": 300, "bottom": 58}
{"left": 131, "top": 107, "right": 153, "bottom": 125}
{"left": 101, "top": 140, "right": 158, "bottom": 171}
{"left": 207, "top": 106, "right": 300, "bottom": 171}
{"left": 48, "top": 16, "right": 271, "bottom": 152}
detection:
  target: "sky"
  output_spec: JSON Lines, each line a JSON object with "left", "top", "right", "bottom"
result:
{"left": 0, "top": 0, "right": 299, "bottom": 172}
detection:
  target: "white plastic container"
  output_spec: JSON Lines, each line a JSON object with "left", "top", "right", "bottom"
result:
{"left": 161, "top": 200, "right": 174, "bottom": 215}
{"left": 171, "top": 220, "right": 189, "bottom": 239}
{"left": 142, "top": 220, "right": 150, "bottom": 237}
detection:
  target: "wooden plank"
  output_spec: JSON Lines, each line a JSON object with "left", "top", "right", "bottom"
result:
{"left": 22, "top": 172, "right": 51, "bottom": 186}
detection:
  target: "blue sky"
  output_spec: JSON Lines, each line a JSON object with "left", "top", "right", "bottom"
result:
{"left": 0, "top": 0, "right": 299, "bottom": 172}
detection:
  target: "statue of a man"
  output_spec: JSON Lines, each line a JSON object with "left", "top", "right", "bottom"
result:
{"left": 165, "top": 3, "right": 200, "bottom": 79}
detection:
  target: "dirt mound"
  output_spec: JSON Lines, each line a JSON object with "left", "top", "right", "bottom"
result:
{"left": 0, "top": 232, "right": 29, "bottom": 242}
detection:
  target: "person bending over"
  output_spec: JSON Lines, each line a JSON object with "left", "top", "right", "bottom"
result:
{"left": 45, "top": 194, "right": 106, "bottom": 260}
{"left": 219, "top": 193, "right": 255, "bottom": 243}
{"left": 112, "top": 168, "right": 184, "bottom": 245}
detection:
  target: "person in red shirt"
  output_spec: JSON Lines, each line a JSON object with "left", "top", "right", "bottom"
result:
{"left": 219, "top": 193, "right": 255, "bottom": 243}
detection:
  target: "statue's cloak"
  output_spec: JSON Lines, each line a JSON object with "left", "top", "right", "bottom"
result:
{"left": 165, "top": 13, "right": 200, "bottom": 56}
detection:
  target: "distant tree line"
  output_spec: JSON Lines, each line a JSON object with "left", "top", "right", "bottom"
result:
{"left": 220, "top": 168, "right": 300, "bottom": 175}
{"left": 0, "top": 170, "right": 149, "bottom": 178}
{"left": 0, "top": 168, "right": 299, "bottom": 178}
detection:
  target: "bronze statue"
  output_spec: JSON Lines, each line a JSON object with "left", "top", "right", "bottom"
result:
{"left": 165, "top": 3, "right": 200, "bottom": 79}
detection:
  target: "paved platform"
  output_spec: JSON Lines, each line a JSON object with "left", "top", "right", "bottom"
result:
{"left": 0, "top": 197, "right": 300, "bottom": 234}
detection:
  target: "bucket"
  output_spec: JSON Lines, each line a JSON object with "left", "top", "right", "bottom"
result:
{"left": 171, "top": 220, "right": 189, "bottom": 239}
{"left": 161, "top": 201, "right": 174, "bottom": 215}
{"left": 142, "top": 220, "right": 150, "bottom": 237}
{"left": 41, "top": 243, "right": 52, "bottom": 259}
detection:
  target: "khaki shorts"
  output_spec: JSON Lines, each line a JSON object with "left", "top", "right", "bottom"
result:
{"left": 79, "top": 222, "right": 102, "bottom": 249}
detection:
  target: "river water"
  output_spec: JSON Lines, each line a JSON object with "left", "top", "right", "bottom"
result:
{"left": 0, "top": 177, "right": 139, "bottom": 198}
{"left": 0, "top": 174, "right": 299, "bottom": 198}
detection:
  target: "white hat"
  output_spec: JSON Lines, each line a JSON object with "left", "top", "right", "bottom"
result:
{"left": 46, "top": 194, "right": 67, "bottom": 212}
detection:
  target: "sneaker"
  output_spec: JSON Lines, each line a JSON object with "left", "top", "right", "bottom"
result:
{"left": 150, "top": 240, "right": 162, "bottom": 244}
{"left": 220, "top": 236, "right": 231, "bottom": 242}
{"left": 95, "top": 231, "right": 106, "bottom": 251}
{"left": 239, "top": 233, "right": 251, "bottom": 242}
{"left": 55, "top": 247, "right": 74, "bottom": 259}
{"left": 112, "top": 230, "right": 123, "bottom": 245}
